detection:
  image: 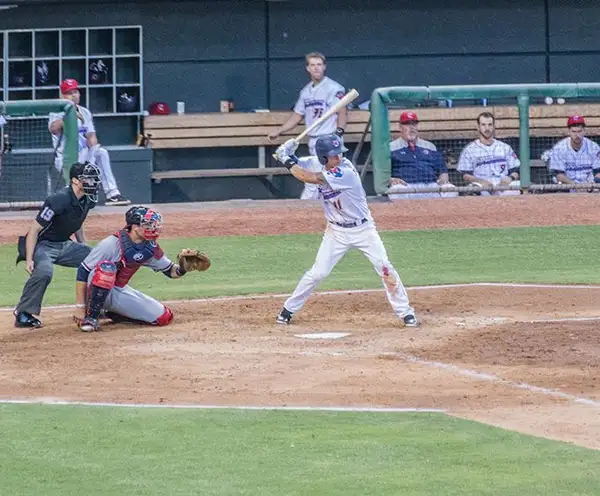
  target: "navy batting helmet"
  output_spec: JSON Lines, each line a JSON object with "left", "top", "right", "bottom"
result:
{"left": 315, "top": 134, "right": 348, "bottom": 165}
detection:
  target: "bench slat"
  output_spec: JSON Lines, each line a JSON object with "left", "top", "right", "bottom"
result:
{"left": 152, "top": 167, "right": 291, "bottom": 179}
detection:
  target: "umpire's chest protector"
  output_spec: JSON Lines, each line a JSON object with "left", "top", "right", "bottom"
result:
{"left": 113, "top": 230, "right": 164, "bottom": 287}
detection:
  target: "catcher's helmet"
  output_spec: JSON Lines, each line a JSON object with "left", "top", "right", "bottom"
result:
{"left": 125, "top": 205, "right": 163, "bottom": 240}
{"left": 69, "top": 162, "right": 101, "bottom": 203}
{"left": 117, "top": 92, "right": 137, "bottom": 113}
{"left": 315, "top": 134, "right": 348, "bottom": 165}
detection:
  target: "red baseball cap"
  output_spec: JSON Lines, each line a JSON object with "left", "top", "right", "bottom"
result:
{"left": 567, "top": 115, "right": 586, "bottom": 127}
{"left": 60, "top": 78, "right": 79, "bottom": 94}
{"left": 149, "top": 102, "right": 171, "bottom": 115}
{"left": 400, "top": 111, "right": 419, "bottom": 124}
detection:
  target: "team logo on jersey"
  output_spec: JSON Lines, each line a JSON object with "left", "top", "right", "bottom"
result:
{"left": 596, "top": 151, "right": 600, "bottom": 159}
{"left": 327, "top": 167, "right": 343, "bottom": 177}
{"left": 512, "top": 152, "right": 518, "bottom": 158}
{"left": 335, "top": 91, "right": 345, "bottom": 99}
{"left": 423, "top": 149, "right": 429, "bottom": 154}
{"left": 133, "top": 252, "right": 144, "bottom": 261}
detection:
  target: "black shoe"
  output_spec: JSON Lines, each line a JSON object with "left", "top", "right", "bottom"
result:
{"left": 106, "top": 195, "right": 131, "bottom": 206}
{"left": 276, "top": 307, "right": 293, "bottom": 325}
{"left": 403, "top": 314, "right": 419, "bottom": 327}
{"left": 14, "top": 310, "right": 42, "bottom": 328}
{"left": 105, "top": 311, "right": 145, "bottom": 325}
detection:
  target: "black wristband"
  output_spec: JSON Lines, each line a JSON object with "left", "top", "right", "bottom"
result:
{"left": 284, "top": 158, "right": 296, "bottom": 170}
{"left": 335, "top": 127, "right": 345, "bottom": 137}
{"left": 176, "top": 264, "right": 186, "bottom": 276}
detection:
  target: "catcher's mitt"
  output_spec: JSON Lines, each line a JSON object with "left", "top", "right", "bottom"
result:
{"left": 177, "top": 249, "right": 211, "bottom": 272}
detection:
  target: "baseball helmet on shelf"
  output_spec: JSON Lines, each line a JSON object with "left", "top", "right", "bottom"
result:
{"left": 117, "top": 92, "right": 137, "bottom": 113}
{"left": 149, "top": 102, "right": 170, "bottom": 115}
{"left": 36, "top": 61, "right": 50, "bottom": 86}
{"left": 89, "top": 59, "right": 109, "bottom": 84}
{"left": 315, "top": 134, "right": 348, "bottom": 165}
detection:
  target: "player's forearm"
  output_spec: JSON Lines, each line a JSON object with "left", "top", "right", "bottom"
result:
{"left": 555, "top": 172, "right": 573, "bottom": 184}
{"left": 49, "top": 119, "right": 63, "bottom": 135}
{"left": 278, "top": 114, "right": 303, "bottom": 135}
{"left": 463, "top": 174, "right": 492, "bottom": 187}
{"left": 437, "top": 173, "right": 450, "bottom": 184}
{"left": 289, "top": 164, "right": 322, "bottom": 184}
{"left": 75, "top": 281, "right": 87, "bottom": 307}
{"left": 170, "top": 264, "right": 183, "bottom": 279}
{"left": 87, "top": 133, "right": 99, "bottom": 147}
{"left": 336, "top": 106, "right": 348, "bottom": 130}
{"left": 25, "top": 223, "right": 42, "bottom": 262}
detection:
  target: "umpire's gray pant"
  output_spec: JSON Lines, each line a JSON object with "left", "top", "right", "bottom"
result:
{"left": 16, "top": 240, "right": 91, "bottom": 315}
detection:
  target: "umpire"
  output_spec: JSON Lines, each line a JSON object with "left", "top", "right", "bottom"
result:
{"left": 14, "top": 161, "right": 101, "bottom": 328}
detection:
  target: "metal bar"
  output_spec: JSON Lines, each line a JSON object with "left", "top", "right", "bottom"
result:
{"left": 517, "top": 95, "right": 531, "bottom": 189}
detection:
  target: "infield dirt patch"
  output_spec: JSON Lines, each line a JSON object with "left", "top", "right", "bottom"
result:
{"left": 1, "top": 194, "right": 599, "bottom": 449}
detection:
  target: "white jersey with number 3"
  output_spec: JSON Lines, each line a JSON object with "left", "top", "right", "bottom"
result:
{"left": 297, "top": 157, "right": 371, "bottom": 225}
{"left": 549, "top": 137, "right": 600, "bottom": 183}
{"left": 294, "top": 77, "right": 345, "bottom": 137}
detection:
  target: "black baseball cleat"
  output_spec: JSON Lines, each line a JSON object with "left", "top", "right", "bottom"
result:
{"left": 105, "top": 311, "right": 146, "bottom": 325}
{"left": 14, "top": 310, "right": 42, "bottom": 328}
{"left": 276, "top": 308, "right": 293, "bottom": 325}
{"left": 78, "top": 317, "right": 99, "bottom": 332}
{"left": 403, "top": 314, "right": 419, "bottom": 327}
{"left": 105, "top": 195, "right": 131, "bottom": 206}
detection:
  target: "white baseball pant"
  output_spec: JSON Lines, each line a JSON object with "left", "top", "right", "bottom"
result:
{"left": 80, "top": 146, "right": 121, "bottom": 199}
{"left": 284, "top": 221, "right": 414, "bottom": 318}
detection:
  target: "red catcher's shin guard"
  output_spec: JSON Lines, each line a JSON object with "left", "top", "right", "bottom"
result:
{"left": 154, "top": 306, "right": 173, "bottom": 326}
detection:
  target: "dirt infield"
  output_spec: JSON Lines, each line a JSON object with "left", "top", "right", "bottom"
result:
{"left": 1, "top": 194, "right": 599, "bottom": 449}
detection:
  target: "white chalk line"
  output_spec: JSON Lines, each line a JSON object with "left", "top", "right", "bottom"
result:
{"left": 384, "top": 352, "right": 600, "bottom": 408}
{"left": 3, "top": 281, "right": 600, "bottom": 313}
{"left": 0, "top": 398, "right": 444, "bottom": 414}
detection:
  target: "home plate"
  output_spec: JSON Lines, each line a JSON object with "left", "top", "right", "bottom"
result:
{"left": 294, "top": 332, "right": 350, "bottom": 340}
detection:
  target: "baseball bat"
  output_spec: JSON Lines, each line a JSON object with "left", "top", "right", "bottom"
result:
{"left": 272, "top": 88, "right": 360, "bottom": 159}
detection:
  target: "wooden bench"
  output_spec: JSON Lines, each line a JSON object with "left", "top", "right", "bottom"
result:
{"left": 144, "top": 103, "right": 600, "bottom": 180}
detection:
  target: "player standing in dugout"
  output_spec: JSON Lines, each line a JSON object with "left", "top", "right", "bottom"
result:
{"left": 13, "top": 162, "right": 101, "bottom": 328}
{"left": 268, "top": 52, "right": 347, "bottom": 200}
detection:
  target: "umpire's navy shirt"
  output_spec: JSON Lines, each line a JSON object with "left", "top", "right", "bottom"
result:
{"left": 35, "top": 186, "right": 94, "bottom": 242}
{"left": 390, "top": 137, "right": 448, "bottom": 183}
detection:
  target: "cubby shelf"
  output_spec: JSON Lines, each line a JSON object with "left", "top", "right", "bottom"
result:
{"left": 0, "top": 26, "right": 143, "bottom": 115}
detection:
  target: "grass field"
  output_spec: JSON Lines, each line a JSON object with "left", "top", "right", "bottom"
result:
{"left": 2, "top": 224, "right": 600, "bottom": 494}
{"left": 2, "top": 225, "right": 600, "bottom": 307}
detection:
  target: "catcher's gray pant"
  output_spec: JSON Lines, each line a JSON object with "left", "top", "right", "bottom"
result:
{"left": 16, "top": 240, "right": 91, "bottom": 315}
{"left": 80, "top": 147, "right": 120, "bottom": 199}
{"left": 103, "top": 286, "right": 165, "bottom": 323}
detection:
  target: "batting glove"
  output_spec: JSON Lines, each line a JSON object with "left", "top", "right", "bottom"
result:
{"left": 282, "top": 138, "right": 299, "bottom": 155}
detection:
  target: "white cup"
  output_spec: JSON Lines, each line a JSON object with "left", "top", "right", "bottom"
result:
{"left": 176, "top": 101, "right": 185, "bottom": 115}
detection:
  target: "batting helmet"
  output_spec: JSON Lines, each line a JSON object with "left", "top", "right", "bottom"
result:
{"left": 69, "top": 162, "right": 101, "bottom": 203}
{"left": 315, "top": 134, "right": 348, "bottom": 165}
{"left": 125, "top": 206, "right": 163, "bottom": 240}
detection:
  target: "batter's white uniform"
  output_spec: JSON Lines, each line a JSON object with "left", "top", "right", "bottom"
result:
{"left": 283, "top": 156, "right": 414, "bottom": 319}
{"left": 49, "top": 106, "right": 121, "bottom": 199}
{"left": 457, "top": 139, "right": 521, "bottom": 196}
{"left": 548, "top": 137, "right": 600, "bottom": 183}
{"left": 294, "top": 77, "right": 345, "bottom": 200}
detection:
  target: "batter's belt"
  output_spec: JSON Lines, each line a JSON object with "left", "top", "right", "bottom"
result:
{"left": 329, "top": 218, "right": 368, "bottom": 229}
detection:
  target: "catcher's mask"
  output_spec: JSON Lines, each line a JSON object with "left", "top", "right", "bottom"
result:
{"left": 69, "top": 162, "right": 101, "bottom": 202}
{"left": 125, "top": 206, "right": 163, "bottom": 240}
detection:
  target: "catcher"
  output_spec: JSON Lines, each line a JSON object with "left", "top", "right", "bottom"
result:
{"left": 73, "top": 205, "right": 210, "bottom": 332}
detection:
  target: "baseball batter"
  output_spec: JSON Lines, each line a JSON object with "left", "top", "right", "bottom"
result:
{"left": 268, "top": 52, "right": 347, "bottom": 200}
{"left": 457, "top": 112, "right": 521, "bottom": 196}
{"left": 49, "top": 78, "right": 130, "bottom": 206}
{"left": 73, "top": 206, "right": 210, "bottom": 332}
{"left": 547, "top": 115, "right": 600, "bottom": 185}
{"left": 273, "top": 134, "right": 417, "bottom": 327}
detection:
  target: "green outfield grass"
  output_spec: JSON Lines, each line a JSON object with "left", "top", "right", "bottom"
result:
{"left": 0, "top": 405, "right": 598, "bottom": 496}
{"left": 2, "top": 224, "right": 600, "bottom": 307}
{"left": 2, "top": 224, "right": 600, "bottom": 494}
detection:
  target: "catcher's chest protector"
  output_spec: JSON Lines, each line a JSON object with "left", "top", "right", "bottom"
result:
{"left": 114, "top": 230, "right": 164, "bottom": 287}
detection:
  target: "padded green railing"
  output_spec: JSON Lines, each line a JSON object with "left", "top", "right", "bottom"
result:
{"left": 370, "top": 83, "right": 600, "bottom": 194}
{"left": 0, "top": 99, "right": 78, "bottom": 183}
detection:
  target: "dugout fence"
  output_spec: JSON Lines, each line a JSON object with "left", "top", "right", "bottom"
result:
{"left": 369, "top": 83, "right": 600, "bottom": 196}
{"left": 0, "top": 100, "right": 78, "bottom": 209}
